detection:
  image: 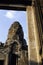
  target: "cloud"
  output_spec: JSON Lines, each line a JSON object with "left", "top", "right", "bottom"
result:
{"left": 5, "top": 11, "right": 15, "bottom": 19}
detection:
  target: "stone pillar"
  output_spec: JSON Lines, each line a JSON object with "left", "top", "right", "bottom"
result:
{"left": 26, "top": 6, "right": 41, "bottom": 65}
{"left": 4, "top": 54, "right": 8, "bottom": 65}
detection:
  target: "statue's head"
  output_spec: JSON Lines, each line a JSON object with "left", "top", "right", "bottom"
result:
{"left": 6, "top": 21, "right": 24, "bottom": 44}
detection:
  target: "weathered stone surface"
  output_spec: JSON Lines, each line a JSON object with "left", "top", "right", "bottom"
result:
{"left": 0, "top": 21, "right": 28, "bottom": 65}
{"left": 6, "top": 21, "right": 24, "bottom": 45}
{"left": 7, "top": 21, "right": 28, "bottom": 65}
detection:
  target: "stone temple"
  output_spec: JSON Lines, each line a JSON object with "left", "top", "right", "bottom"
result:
{"left": 0, "top": 0, "right": 43, "bottom": 65}
{"left": 0, "top": 22, "right": 28, "bottom": 65}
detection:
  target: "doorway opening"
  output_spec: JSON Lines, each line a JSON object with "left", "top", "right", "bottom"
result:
{"left": 0, "top": 60, "right": 4, "bottom": 65}
{"left": 8, "top": 54, "right": 17, "bottom": 65}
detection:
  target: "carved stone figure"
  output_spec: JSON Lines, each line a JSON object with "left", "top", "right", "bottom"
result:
{"left": 0, "top": 21, "right": 28, "bottom": 65}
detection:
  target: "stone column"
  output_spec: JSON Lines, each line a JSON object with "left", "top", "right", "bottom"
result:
{"left": 26, "top": 6, "right": 41, "bottom": 65}
{"left": 4, "top": 54, "right": 8, "bottom": 65}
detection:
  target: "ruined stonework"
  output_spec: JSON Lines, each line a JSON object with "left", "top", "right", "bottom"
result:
{"left": 0, "top": 21, "right": 28, "bottom": 65}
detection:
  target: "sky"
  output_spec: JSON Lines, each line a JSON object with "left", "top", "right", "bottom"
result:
{"left": 0, "top": 10, "right": 28, "bottom": 44}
